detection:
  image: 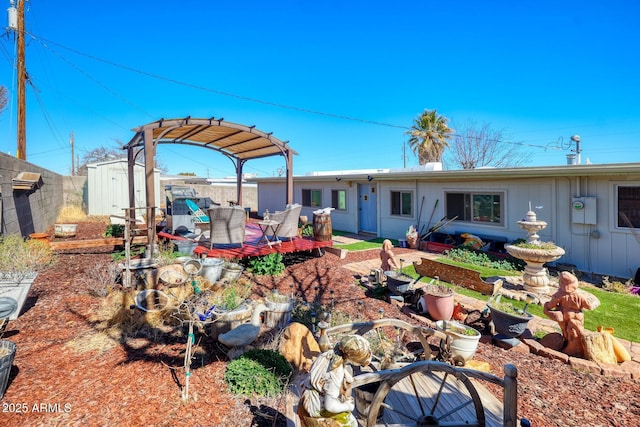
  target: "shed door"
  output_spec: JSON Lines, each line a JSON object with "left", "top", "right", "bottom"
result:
{"left": 358, "top": 183, "right": 377, "bottom": 234}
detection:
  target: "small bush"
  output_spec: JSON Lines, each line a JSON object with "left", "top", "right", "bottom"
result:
{"left": 248, "top": 253, "right": 285, "bottom": 276}
{"left": 224, "top": 349, "right": 292, "bottom": 397}
{"left": 444, "top": 247, "right": 522, "bottom": 271}
{"left": 78, "top": 260, "right": 121, "bottom": 297}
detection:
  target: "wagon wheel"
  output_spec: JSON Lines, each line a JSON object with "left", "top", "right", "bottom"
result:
{"left": 356, "top": 360, "right": 486, "bottom": 427}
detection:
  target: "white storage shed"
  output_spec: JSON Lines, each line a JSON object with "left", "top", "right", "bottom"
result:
{"left": 87, "top": 159, "right": 161, "bottom": 219}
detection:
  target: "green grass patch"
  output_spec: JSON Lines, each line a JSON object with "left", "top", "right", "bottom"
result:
{"left": 333, "top": 236, "right": 398, "bottom": 251}
{"left": 401, "top": 262, "right": 640, "bottom": 343}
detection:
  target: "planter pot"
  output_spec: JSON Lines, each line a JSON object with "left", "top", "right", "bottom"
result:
{"left": 354, "top": 381, "right": 384, "bottom": 421}
{"left": 54, "top": 223, "right": 77, "bottom": 238}
{"left": 0, "top": 272, "right": 37, "bottom": 320}
{"left": 436, "top": 320, "right": 481, "bottom": 362}
{"left": 210, "top": 303, "right": 252, "bottom": 340}
{"left": 220, "top": 263, "right": 244, "bottom": 282}
{"left": 420, "top": 285, "right": 455, "bottom": 321}
{"left": 384, "top": 271, "right": 416, "bottom": 295}
{"left": 0, "top": 340, "right": 16, "bottom": 399}
{"left": 488, "top": 304, "right": 533, "bottom": 338}
{"left": 174, "top": 240, "right": 197, "bottom": 256}
{"left": 264, "top": 294, "right": 294, "bottom": 329}
{"left": 201, "top": 258, "right": 224, "bottom": 283}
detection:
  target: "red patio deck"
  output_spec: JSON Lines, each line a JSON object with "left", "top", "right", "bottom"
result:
{"left": 157, "top": 223, "right": 333, "bottom": 259}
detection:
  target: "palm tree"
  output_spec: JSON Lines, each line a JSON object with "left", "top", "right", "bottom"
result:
{"left": 406, "top": 109, "right": 453, "bottom": 164}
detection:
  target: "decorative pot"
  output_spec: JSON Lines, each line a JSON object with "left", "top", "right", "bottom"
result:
{"left": 220, "top": 263, "right": 244, "bottom": 282}
{"left": 0, "top": 340, "right": 16, "bottom": 399}
{"left": 420, "top": 284, "right": 455, "bottom": 321}
{"left": 384, "top": 271, "right": 416, "bottom": 295}
{"left": 436, "top": 320, "right": 481, "bottom": 362}
{"left": 54, "top": 223, "right": 77, "bottom": 238}
{"left": 488, "top": 303, "right": 533, "bottom": 338}
{"left": 0, "top": 272, "right": 37, "bottom": 320}
{"left": 200, "top": 258, "right": 223, "bottom": 283}
{"left": 354, "top": 381, "right": 384, "bottom": 421}
{"left": 264, "top": 293, "right": 294, "bottom": 329}
{"left": 209, "top": 303, "right": 252, "bottom": 340}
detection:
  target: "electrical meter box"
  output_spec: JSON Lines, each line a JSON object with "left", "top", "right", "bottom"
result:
{"left": 571, "top": 197, "right": 597, "bottom": 225}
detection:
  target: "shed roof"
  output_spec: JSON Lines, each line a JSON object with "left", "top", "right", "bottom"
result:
{"left": 124, "top": 117, "right": 297, "bottom": 161}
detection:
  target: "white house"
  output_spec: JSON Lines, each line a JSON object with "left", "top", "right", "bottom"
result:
{"left": 252, "top": 162, "right": 640, "bottom": 280}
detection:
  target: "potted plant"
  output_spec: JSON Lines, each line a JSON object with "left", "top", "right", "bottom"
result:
{"left": 0, "top": 340, "right": 17, "bottom": 399}
{"left": 210, "top": 279, "right": 252, "bottom": 340}
{"left": 487, "top": 294, "right": 534, "bottom": 338}
{"left": 0, "top": 234, "right": 54, "bottom": 320}
{"left": 420, "top": 280, "right": 455, "bottom": 321}
{"left": 435, "top": 320, "right": 481, "bottom": 363}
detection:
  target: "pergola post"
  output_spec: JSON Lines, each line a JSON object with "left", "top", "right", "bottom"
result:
{"left": 143, "top": 128, "right": 156, "bottom": 258}
{"left": 285, "top": 148, "right": 294, "bottom": 205}
{"left": 127, "top": 147, "right": 136, "bottom": 224}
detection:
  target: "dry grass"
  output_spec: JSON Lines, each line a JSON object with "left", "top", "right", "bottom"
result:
{"left": 55, "top": 205, "right": 89, "bottom": 223}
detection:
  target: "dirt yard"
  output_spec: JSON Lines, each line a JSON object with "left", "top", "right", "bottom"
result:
{"left": 0, "top": 221, "right": 637, "bottom": 427}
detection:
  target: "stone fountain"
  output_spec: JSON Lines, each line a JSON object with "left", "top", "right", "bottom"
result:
{"left": 504, "top": 207, "right": 565, "bottom": 295}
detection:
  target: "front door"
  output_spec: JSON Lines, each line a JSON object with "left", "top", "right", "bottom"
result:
{"left": 358, "top": 183, "right": 377, "bottom": 234}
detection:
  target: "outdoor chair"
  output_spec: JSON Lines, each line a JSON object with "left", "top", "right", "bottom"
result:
{"left": 185, "top": 199, "right": 210, "bottom": 224}
{"left": 266, "top": 204, "right": 302, "bottom": 240}
{"left": 207, "top": 206, "right": 246, "bottom": 249}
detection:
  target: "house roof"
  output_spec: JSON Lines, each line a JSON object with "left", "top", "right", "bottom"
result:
{"left": 250, "top": 162, "right": 640, "bottom": 182}
{"left": 124, "top": 117, "right": 297, "bottom": 161}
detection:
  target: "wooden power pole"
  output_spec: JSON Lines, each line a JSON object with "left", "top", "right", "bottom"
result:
{"left": 16, "top": 0, "right": 26, "bottom": 160}
{"left": 70, "top": 131, "right": 75, "bottom": 175}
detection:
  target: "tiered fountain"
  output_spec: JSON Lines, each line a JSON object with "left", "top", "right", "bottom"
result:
{"left": 504, "top": 205, "right": 565, "bottom": 295}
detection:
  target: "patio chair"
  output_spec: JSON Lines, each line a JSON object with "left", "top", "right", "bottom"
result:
{"left": 266, "top": 204, "right": 302, "bottom": 240}
{"left": 207, "top": 206, "right": 246, "bottom": 249}
{"left": 185, "top": 199, "right": 210, "bottom": 224}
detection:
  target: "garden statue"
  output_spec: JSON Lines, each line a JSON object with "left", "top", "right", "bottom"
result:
{"left": 380, "top": 239, "right": 400, "bottom": 272}
{"left": 543, "top": 271, "right": 597, "bottom": 357}
{"left": 298, "top": 335, "right": 372, "bottom": 427}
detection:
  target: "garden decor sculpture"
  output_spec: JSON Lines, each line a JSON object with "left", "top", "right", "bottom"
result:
{"left": 298, "top": 335, "right": 372, "bottom": 427}
{"left": 543, "top": 271, "right": 598, "bottom": 357}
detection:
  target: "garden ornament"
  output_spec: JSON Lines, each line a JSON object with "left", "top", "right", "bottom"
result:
{"left": 379, "top": 239, "right": 400, "bottom": 272}
{"left": 543, "top": 271, "right": 597, "bottom": 357}
{"left": 298, "top": 335, "right": 372, "bottom": 427}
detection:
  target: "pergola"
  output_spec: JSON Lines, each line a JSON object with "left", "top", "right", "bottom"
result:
{"left": 122, "top": 116, "right": 297, "bottom": 256}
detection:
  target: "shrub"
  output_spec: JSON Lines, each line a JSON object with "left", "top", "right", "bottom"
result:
{"left": 248, "top": 253, "right": 285, "bottom": 276}
{"left": 224, "top": 349, "right": 292, "bottom": 397}
{"left": 444, "top": 247, "right": 522, "bottom": 271}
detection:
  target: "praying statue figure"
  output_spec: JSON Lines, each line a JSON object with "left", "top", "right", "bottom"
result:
{"left": 380, "top": 239, "right": 400, "bottom": 272}
{"left": 543, "top": 271, "right": 596, "bottom": 357}
{"left": 298, "top": 335, "right": 372, "bottom": 427}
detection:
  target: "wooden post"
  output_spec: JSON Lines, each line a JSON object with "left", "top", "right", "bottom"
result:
{"left": 503, "top": 364, "right": 518, "bottom": 427}
{"left": 16, "top": 0, "right": 26, "bottom": 159}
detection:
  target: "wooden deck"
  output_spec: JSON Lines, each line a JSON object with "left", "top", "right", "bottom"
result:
{"left": 158, "top": 223, "right": 333, "bottom": 259}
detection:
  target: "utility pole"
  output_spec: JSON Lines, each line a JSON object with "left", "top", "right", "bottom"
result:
{"left": 70, "top": 131, "right": 75, "bottom": 175}
{"left": 16, "top": 0, "right": 26, "bottom": 160}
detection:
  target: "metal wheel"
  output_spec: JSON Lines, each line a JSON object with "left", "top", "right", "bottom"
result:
{"left": 354, "top": 360, "right": 486, "bottom": 427}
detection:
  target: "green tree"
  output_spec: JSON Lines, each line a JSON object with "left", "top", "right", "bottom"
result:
{"left": 406, "top": 109, "right": 453, "bottom": 164}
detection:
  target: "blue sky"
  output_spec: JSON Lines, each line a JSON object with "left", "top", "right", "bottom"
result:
{"left": 1, "top": 1, "right": 639, "bottom": 177}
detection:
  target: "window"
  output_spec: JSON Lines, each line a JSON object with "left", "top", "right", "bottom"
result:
{"left": 302, "top": 189, "right": 322, "bottom": 207}
{"left": 331, "top": 189, "right": 347, "bottom": 211}
{"left": 446, "top": 191, "right": 503, "bottom": 225}
{"left": 391, "top": 190, "right": 413, "bottom": 216}
{"left": 617, "top": 185, "right": 640, "bottom": 228}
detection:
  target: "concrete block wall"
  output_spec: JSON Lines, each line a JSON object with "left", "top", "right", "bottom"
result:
{"left": 0, "top": 152, "right": 63, "bottom": 236}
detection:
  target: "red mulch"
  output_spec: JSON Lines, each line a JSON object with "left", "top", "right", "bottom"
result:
{"left": 0, "top": 221, "right": 638, "bottom": 427}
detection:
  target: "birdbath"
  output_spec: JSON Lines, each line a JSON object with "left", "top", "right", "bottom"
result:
{"left": 504, "top": 207, "right": 565, "bottom": 295}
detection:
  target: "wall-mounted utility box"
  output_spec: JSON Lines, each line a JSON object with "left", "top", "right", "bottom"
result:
{"left": 571, "top": 197, "right": 597, "bottom": 225}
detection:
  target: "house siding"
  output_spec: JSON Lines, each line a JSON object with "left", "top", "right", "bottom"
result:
{"left": 253, "top": 164, "right": 640, "bottom": 279}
